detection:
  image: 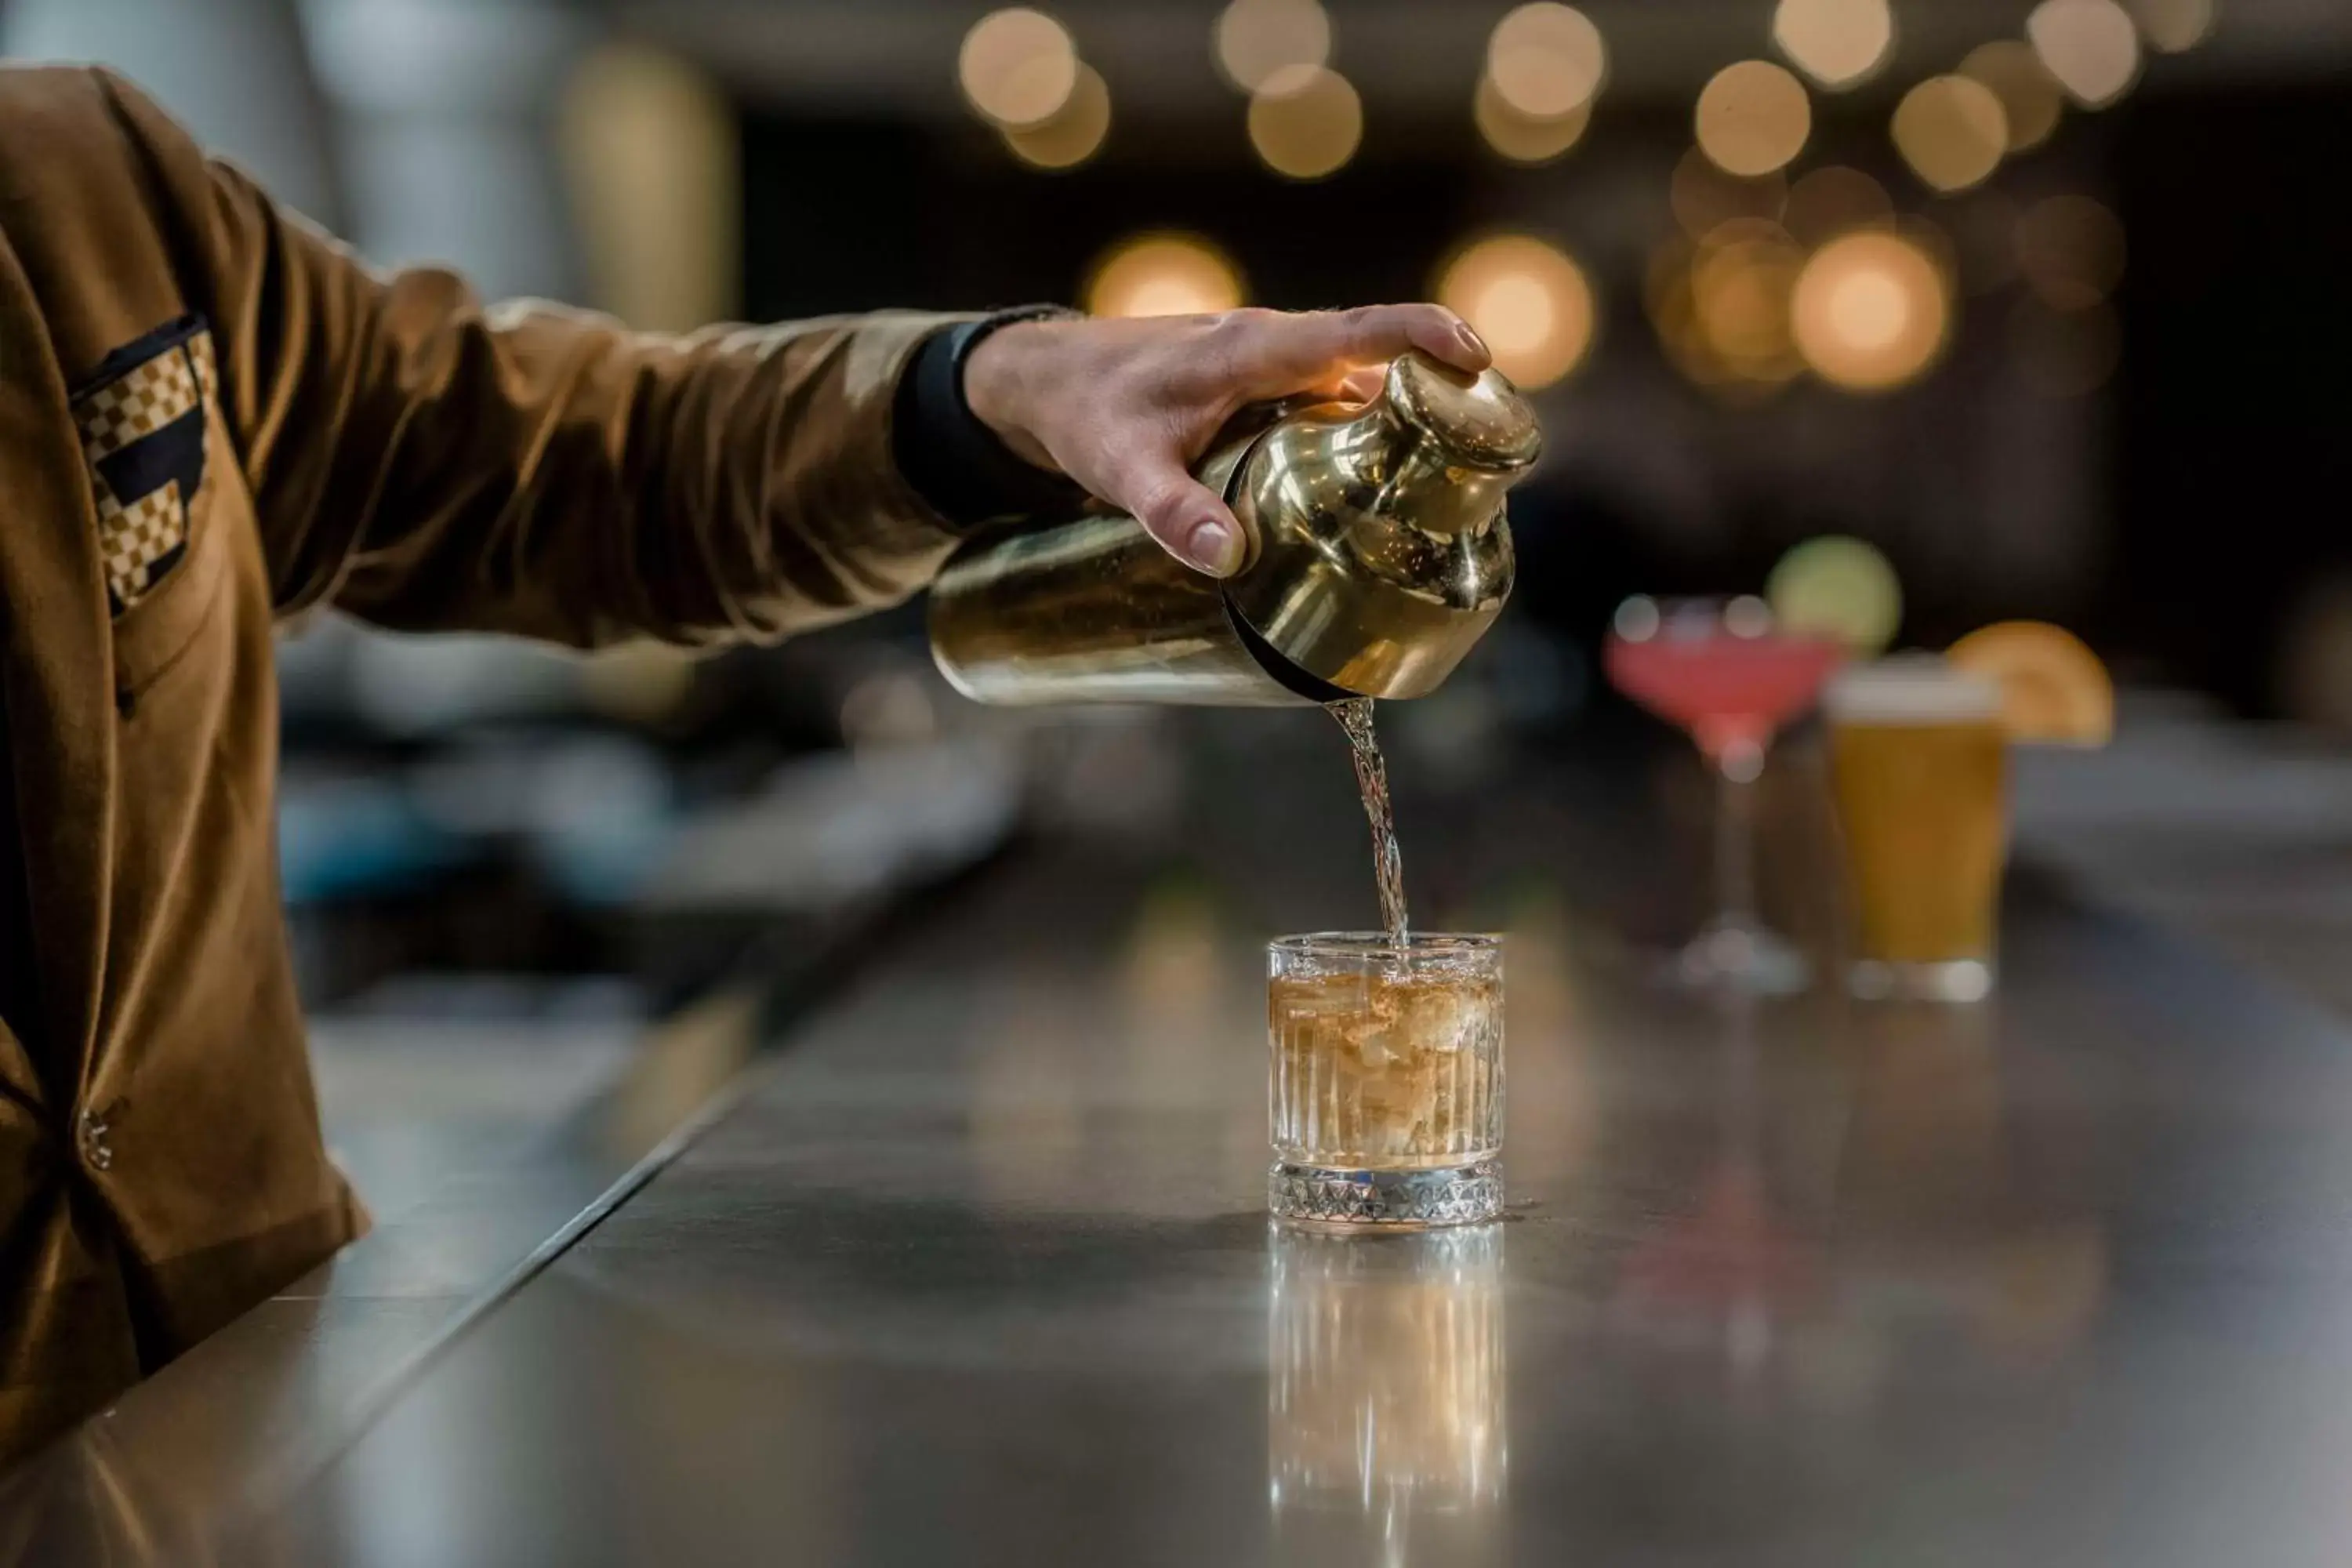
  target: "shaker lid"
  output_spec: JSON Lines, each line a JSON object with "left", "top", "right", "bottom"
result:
{"left": 1384, "top": 351, "right": 1544, "bottom": 474}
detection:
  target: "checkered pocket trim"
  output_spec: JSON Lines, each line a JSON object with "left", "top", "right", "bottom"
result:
{"left": 71, "top": 316, "right": 216, "bottom": 615}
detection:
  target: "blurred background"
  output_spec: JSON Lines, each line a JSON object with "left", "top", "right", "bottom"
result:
{"left": 9, "top": 0, "right": 2350, "bottom": 1201}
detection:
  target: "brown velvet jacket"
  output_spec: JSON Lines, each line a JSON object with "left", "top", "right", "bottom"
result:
{"left": 0, "top": 66, "right": 972, "bottom": 1461}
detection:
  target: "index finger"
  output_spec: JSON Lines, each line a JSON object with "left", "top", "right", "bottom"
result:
{"left": 1225, "top": 304, "right": 1490, "bottom": 396}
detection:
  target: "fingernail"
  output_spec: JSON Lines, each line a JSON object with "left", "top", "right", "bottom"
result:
{"left": 1453, "top": 322, "right": 1490, "bottom": 362}
{"left": 1184, "top": 517, "right": 1244, "bottom": 577}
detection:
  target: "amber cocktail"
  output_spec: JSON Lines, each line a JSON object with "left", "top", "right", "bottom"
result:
{"left": 1268, "top": 935, "right": 1504, "bottom": 1228}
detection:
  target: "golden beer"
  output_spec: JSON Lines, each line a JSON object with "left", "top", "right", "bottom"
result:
{"left": 1827, "top": 662, "right": 2008, "bottom": 1000}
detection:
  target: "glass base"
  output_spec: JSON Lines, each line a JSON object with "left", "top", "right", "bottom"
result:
{"left": 1848, "top": 956, "right": 1994, "bottom": 1002}
{"left": 1269, "top": 1160, "right": 1503, "bottom": 1229}
{"left": 1666, "top": 916, "right": 1810, "bottom": 996}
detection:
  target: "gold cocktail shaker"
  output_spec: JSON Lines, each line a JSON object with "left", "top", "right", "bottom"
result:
{"left": 927, "top": 351, "right": 1541, "bottom": 706}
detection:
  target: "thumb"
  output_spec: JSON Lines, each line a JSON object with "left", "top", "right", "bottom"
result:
{"left": 1114, "top": 459, "right": 1249, "bottom": 579}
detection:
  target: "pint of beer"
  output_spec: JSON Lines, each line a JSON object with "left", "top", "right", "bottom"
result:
{"left": 1826, "top": 660, "right": 2008, "bottom": 1001}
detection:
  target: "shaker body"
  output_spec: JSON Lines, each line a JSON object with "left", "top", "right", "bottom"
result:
{"left": 927, "top": 435, "right": 1321, "bottom": 707}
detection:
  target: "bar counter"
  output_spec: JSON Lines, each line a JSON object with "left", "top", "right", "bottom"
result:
{"left": 12, "top": 728, "right": 2352, "bottom": 1566}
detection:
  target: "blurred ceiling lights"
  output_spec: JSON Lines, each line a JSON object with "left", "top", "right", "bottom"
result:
{"left": 2026, "top": 0, "right": 2143, "bottom": 107}
{"left": 1248, "top": 62, "right": 1363, "bottom": 179}
{"left": 1647, "top": 217, "right": 1804, "bottom": 390}
{"left": 1892, "top": 74, "right": 2009, "bottom": 193}
{"left": 958, "top": 8, "right": 1079, "bottom": 129}
{"left": 1214, "top": 0, "right": 1330, "bottom": 93}
{"left": 2127, "top": 0, "right": 2218, "bottom": 53}
{"left": 1771, "top": 0, "right": 1896, "bottom": 90}
{"left": 1692, "top": 224, "right": 1806, "bottom": 383}
{"left": 1085, "top": 234, "right": 1247, "bottom": 318}
{"left": 1789, "top": 230, "right": 1951, "bottom": 391}
{"left": 1694, "top": 60, "right": 1811, "bottom": 177}
{"left": 2015, "top": 194, "right": 2127, "bottom": 309}
{"left": 1784, "top": 165, "right": 1894, "bottom": 247}
{"left": 1475, "top": 75, "right": 1592, "bottom": 164}
{"left": 1958, "top": 40, "right": 2064, "bottom": 152}
{"left": 1003, "top": 60, "right": 1109, "bottom": 168}
{"left": 1486, "top": 3, "right": 1607, "bottom": 120}
{"left": 1435, "top": 234, "right": 1597, "bottom": 390}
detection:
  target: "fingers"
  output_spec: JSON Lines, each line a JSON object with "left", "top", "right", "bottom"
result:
{"left": 1222, "top": 304, "right": 1490, "bottom": 395}
{"left": 1107, "top": 456, "right": 1248, "bottom": 578}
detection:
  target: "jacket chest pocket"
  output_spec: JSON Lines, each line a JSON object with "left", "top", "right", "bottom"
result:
{"left": 71, "top": 318, "right": 235, "bottom": 706}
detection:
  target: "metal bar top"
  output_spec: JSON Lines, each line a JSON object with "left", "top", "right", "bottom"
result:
{"left": 16, "top": 722, "right": 2352, "bottom": 1566}
{"left": 231, "top": 812, "right": 2352, "bottom": 1567}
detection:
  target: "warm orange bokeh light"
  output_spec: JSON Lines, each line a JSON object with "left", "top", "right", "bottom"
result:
{"left": 1084, "top": 234, "right": 1247, "bottom": 318}
{"left": 1436, "top": 234, "right": 1599, "bottom": 389}
{"left": 1004, "top": 62, "right": 1110, "bottom": 169}
{"left": 1791, "top": 231, "right": 1952, "bottom": 391}
{"left": 1960, "top": 40, "right": 2065, "bottom": 151}
{"left": 1771, "top": 0, "right": 1895, "bottom": 89}
{"left": 1892, "top": 74, "right": 2009, "bottom": 193}
{"left": 1696, "top": 60, "right": 1813, "bottom": 177}
{"left": 1247, "top": 64, "right": 1363, "bottom": 180}
{"left": 2027, "top": 0, "right": 2143, "bottom": 107}
{"left": 1474, "top": 76, "right": 1592, "bottom": 165}
{"left": 1214, "top": 0, "right": 1330, "bottom": 93}
{"left": 958, "top": 8, "right": 1079, "bottom": 129}
{"left": 1486, "top": 3, "right": 1607, "bottom": 119}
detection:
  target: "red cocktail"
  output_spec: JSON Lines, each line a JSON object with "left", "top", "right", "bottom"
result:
{"left": 1605, "top": 626, "right": 1846, "bottom": 767}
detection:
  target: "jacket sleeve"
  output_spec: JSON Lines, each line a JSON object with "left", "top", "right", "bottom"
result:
{"left": 94, "top": 69, "right": 974, "bottom": 648}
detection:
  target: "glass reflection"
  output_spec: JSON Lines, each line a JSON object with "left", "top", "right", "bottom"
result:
{"left": 1269, "top": 1224, "right": 1506, "bottom": 1566}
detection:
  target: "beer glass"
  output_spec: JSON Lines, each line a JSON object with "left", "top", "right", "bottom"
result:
{"left": 1269, "top": 935, "right": 1503, "bottom": 1227}
{"left": 1827, "top": 660, "right": 2008, "bottom": 1001}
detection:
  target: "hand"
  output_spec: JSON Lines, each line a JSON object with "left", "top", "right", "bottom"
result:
{"left": 962, "top": 306, "right": 1491, "bottom": 577}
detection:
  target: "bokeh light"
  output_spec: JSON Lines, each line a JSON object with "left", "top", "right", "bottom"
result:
{"left": 1247, "top": 63, "right": 1363, "bottom": 180}
{"left": 2016, "top": 194, "right": 2128, "bottom": 309}
{"left": 1003, "top": 62, "right": 1110, "bottom": 169}
{"left": 1671, "top": 147, "right": 1788, "bottom": 241}
{"left": 2027, "top": 0, "right": 2143, "bottom": 107}
{"left": 1084, "top": 234, "right": 1247, "bottom": 318}
{"left": 1767, "top": 535, "right": 1904, "bottom": 654}
{"left": 1892, "top": 74, "right": 2009, "bottom": 193}
{"left": 2128, "top": 0, "right": 2216, "bottom": 53}
{"left": 1785, "top": 165, "right": 1896, "bottom": 247}
{"left": 1647, "top": 218, "right": 1809, "bottom": 392}
{"left": 1791, "top": 230, "right": 1952, "bottom": 391}
{"left": 2008, "top": 296, "right": 2122, "bottom": 396}
{"left": 1486, "top": 3, "right": 1607, "bottom": 119}
{"left": 1959, "top": 40, "right": 2065, "bottom": 152}
{"left": 1695, "top": 60, "right": 1813, "bottom": 177}
{"left": 1692, "top": 224, "right": 1806, "bottom": 380}
{"left": 1214, "top": 0, "right": 1330, "bottom": 93}
{"left": 1771, "top": 0, "right": 1895, "bottom": 89}
{"left": 1475, "top": 76, "right": 1592, "bottom": 164}
{"left": 1436, "top": 234, "right": 1598, "bottom": 390}
{"left": 958, "top": 8, "right": 1079, "bottom": 129}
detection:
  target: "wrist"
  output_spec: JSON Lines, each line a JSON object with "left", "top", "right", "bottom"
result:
{"left": 961, "top": 319, "right": 1061, "bottom": 471}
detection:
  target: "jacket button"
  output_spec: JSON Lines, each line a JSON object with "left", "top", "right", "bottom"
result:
{"left": 77, "top": 1108, "right": 114, "bottom": 1172}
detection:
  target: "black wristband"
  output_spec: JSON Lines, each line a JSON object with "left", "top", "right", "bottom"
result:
{"left": 893, "top": 305, "right": 1092, "bottom": 533}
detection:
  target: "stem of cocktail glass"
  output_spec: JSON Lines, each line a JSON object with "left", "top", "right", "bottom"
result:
{"left": 1712, "top": 739, "right": 1765, "bottom": 940}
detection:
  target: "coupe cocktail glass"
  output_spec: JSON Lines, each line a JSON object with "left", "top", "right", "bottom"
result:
{"left": 1605, "top": 595, "right": 1846, "bottom": 994}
